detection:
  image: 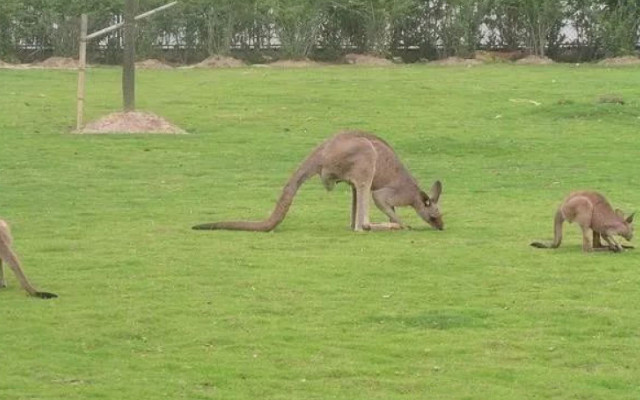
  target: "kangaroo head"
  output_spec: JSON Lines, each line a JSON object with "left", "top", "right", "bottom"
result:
{"left": 615, "top": 209, "right": 634, "bottom": 241}
{"left": 416, "top": 180, "right": 443, "bottom": 230}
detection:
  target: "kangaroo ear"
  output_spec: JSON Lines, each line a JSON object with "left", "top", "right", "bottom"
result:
{"left": 626, "top": 212, "right": 635, "bottom": 223}
{"left": 429, "top": 180, "right": 442, "bottom": 203}
{"left": 420, "top": 191, "right": 431, "bottom": 207}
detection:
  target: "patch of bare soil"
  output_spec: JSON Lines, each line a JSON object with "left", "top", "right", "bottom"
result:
{"left": 344, "top": 53, "right": 393, "bottom": 66}
{"left": 598, "top": 56, "right": 640, "bottom": 66}
{"left": 35, "top": 57, "right": 79, "bottom": 69}
{"left": 430, "top": 57, "right": 483, "bottom": 66}
{"left": 515, "top": 55, "right": 554, "bottom": 65}
{"left": 268, "top": 58, "right": 324, "bottom": 68}
{"left": 135, "top": 59, "right": 173, "bottom": 69}
{"left": 78, "top": 111, "right": 186, "bottom": 134}
{"left": 597, "top": 94, "right": 625, "bottom": 104}
{"left": 474, "top": 50, "right": 525, "bottom": 63}
{"left": 0, "top": 59, "right": 28, "bottom": 69}
{"left": 192, "top": 55, "right": 246, "bottom": 68}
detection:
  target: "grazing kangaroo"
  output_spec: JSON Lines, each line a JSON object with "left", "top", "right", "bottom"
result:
{"left": 193, "top": 131, "right": 443, "bottom": 232}
{"left": 0, "top": 219, "right": 57, "bottom": 298}
{"left": 530, "top": 191, "right": 634, "bottom": 252}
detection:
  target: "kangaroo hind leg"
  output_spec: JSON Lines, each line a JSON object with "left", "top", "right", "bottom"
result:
{"left": 346, "top": 162, "right": 375, "bottom": 232}
{"left": 567, "top": 199, "right": 594, "bottom": 252}
{"left": 350, "top": 185, "right": 357, "bottom": 229}
{"left": 579, "top": 225, "right": 594, "bottom": 252}
{"left": 352, "top": 183, "right": 372, "bottom": 231}
{"left": 348, "top": 158, "right": 375, "bottom": 231}
{"left": 324, "top": 136, "right": 376, "bottom": 232}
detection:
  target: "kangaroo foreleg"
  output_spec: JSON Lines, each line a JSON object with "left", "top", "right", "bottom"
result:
{"left": 604, "top": 235, "right": 634, "bottom": 250}
{"left": 600, "top": 234, "right": 623, "bottom": 252}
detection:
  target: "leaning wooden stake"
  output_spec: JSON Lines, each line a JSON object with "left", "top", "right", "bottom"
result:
{"left": 76, "top": 13, "right": 88, "bottom": 130}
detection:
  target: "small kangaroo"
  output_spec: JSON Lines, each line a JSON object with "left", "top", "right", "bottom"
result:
{"left": 530, "top": 191, "right": 634, "bottom": 252}
{"left": 193, "top": 131, "right": 443, "bottom": 232}
{"left": 0, "top": 219, "right": 57, "bottom": 299}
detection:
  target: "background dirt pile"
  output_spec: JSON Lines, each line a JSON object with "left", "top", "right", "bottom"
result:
{"left": 78, "top": 111, "right": 186, "bottom": 134}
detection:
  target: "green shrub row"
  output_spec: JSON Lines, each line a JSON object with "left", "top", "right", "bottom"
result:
{"left": 0, "top": 0, "right": 638, "bottom": 63}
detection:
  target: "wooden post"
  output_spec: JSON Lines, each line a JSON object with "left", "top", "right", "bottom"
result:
{"left": 123, "top": 0, "right": 138, "bottom": 112}
{"left": 75, "top": 1, "right": 177, "bottom": 128}
{"left": 76, "top": 14, "right": 88, "bottom": 130}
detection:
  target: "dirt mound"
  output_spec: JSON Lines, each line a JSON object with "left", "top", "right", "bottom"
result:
{"left": 474, "top": 50, "right": 524, "bottom": 62}
{"left": 0, "top": 60, "right": 28, "bottom": 69}
{"left": 268, "top": 58, "right": 324, "bottom": 68}
{"left": 35, "top": 57, "right": 79, "bottom": 69}
{"left": 135, "top": 59, "right": 172, "bottom": 69}
{"left": 430, "top": 57, "right": 483, "bottom": 66}
{"left": 344, "top": 53, "right": 393, "bottom": 66}
{"left": 515, "top": 55, "right": 554, "bottom": 65}
{"left": 78, "top": 111, "right": 186, "bottom": 134}
{"left": 598, "top": 56, "right": 640, "bottom": 66}
{"left": 193, "top": 55, "right": 245, "bottom": 68}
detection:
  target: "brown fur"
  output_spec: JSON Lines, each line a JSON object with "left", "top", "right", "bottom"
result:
{"left": 193, "top": 131, "right": 443, "bottom": 232}
{"left": 531, "top": 191, "right": 634, "bottom": 252}
{"left": 0, "top": 219, "right": 57, "bottom": 298}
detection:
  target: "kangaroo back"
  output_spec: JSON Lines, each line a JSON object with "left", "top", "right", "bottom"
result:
{"left": 192, "top": 145, "right": 324, "bottom": 232}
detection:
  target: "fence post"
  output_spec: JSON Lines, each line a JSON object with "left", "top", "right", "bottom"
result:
{"left": 123, "top": 0, "right": 137, "bottom": 112}
{"left": 76, "top": 13, "right": 88, "bottom": 130}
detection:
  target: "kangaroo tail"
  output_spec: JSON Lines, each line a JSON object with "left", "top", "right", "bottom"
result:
{"left": 0, "top": 230, "right": 56, "bottom": 299}
{"left": 529, "top": 242, "right": 549, "bottom": 248}
{"left": 193, "top": 147, "right": 323, "bottom": 232}
{"left": 531, "top": 209, "right": 564, "bottom": 249}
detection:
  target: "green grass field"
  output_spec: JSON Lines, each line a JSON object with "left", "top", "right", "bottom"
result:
{"left": 1, "top": 63, "right": 640, "bottom": 399}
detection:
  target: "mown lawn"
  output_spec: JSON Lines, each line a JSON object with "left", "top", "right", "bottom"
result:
{"left": 1, "top": 63, "right": 639, "bottom": 399}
